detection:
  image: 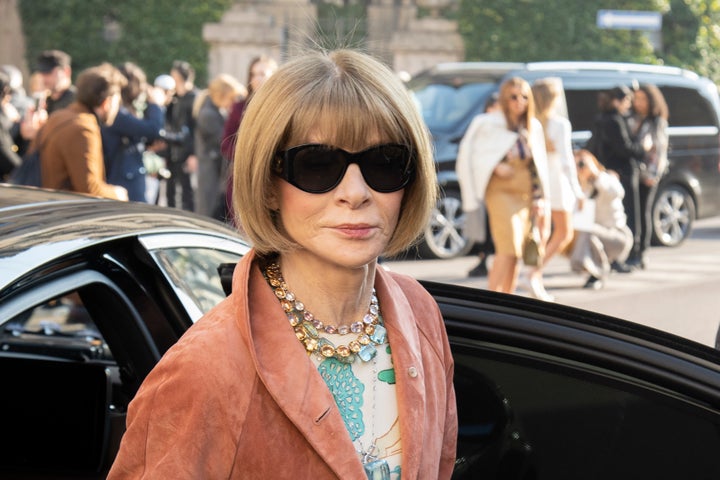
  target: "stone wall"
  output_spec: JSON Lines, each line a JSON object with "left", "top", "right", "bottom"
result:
{"left": 0, "top": 0, "right": 30, "bottom": 88}
{"left": 204, "top": 0, "right": 464, "bottom": 82}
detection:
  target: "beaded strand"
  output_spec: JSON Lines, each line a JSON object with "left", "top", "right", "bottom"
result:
{"left": 263, "top": 260, "right": 387, "bottom": 364}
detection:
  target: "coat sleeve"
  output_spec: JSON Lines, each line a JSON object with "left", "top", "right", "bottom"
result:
{"left": 456, "top": 113, "right": 517, "bottom": 212}
{"left": 107, "top": 323, "right": 250, "bottom": 479}
{"left": 63, "top": 121, "right": 125, "bottom": 199}
{"left": 456, "top": 115, "right": 483, "bottom": 212}
{"left": 107, "top": 105, "right": 164, "bottom": 140}
{"left": 654, "top": 117, "right": 669, "bottom": 178}
{"left": 556, "top": 117, "right": 584, "bottom": 200}
{"left": 604, "top": 115, "right": 645, "bottom": 162}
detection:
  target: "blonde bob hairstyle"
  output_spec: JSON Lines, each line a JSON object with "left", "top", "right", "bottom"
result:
{"left": 232, "top": 49, "right": 437, "bottom": 257}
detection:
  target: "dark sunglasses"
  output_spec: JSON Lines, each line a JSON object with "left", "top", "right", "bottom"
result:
{"left": 274, "top": 143, "right": 415, "bottom": 194}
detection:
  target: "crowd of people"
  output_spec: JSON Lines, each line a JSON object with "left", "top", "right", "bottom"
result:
{"left": 1, "top": 49, "right": 669, "bottom": 299}
{"left": 0, "top": 49, "right": 264, "bottom": 221}
{"left": 458, "top": 76, "right": 669, "bottom": 298}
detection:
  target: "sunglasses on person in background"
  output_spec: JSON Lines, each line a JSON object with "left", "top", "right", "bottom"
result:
{"left": 274, "top": 143, "right": 415, "bottom": 193}
{"left": 510, "top": 94, "right": 529, "bottom": 101}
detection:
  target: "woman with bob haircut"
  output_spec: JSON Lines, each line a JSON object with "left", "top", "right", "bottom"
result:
{"left": 108, "top": 49, "right": 457, "bottom": 480}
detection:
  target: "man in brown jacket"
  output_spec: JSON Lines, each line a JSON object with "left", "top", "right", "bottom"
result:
{"left": 40, "top": 63, "right": 128, "bottom": 200}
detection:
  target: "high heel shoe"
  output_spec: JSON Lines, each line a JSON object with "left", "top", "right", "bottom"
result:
{"left": 528, "top": 277, "right": 555, "bottom": 302}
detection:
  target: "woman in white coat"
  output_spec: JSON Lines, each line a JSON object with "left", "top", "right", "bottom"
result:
{"left": 456, "top": 77, "right": 550, "bottom": 296}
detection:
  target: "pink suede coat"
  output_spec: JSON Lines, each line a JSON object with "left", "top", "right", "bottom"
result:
{"left": 108, "top": 251, "right": 458, "bottom": 479}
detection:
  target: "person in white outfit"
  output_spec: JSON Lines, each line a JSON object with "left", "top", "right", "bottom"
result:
{"left": 456, "top": 77, "right": 551, "bottom": 297}
{"left": 529, "top": 78, "right": 584, "bottom": 296}
{"left": 570, "top": 149, "right": 633, "bottom": 289}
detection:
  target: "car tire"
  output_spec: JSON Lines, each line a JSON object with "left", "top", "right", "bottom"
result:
{"left": 417, "top": 188, "right": 474, "bottom": 259}
{"left": 652, "top": 184, "right": 695, "bottom": 247}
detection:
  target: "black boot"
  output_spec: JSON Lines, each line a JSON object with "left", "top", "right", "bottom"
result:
{"left": 611, "top": 261, "right": 633, "bottom": 274}
{"left": 468, "top": 257, "right": 488, "bottom": 277}
{"left": 583, "top": 275, "right": 604, "bottom": 290}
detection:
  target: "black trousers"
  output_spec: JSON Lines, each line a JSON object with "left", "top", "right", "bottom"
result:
{"left": 638, "top": 180, "right": 659, "bottom": 257}
{"left": 618, "top": 168, "right": 641, "bottom": 258}
{"left": 166, "top": 160, "right": 194, "bottom": 211}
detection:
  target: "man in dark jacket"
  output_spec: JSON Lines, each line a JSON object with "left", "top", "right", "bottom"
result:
{"left": 36, "top": 49, "right": 76, "bottom": 114}
{"left": 164, "top": 60, "right": 197, "bottom": 211}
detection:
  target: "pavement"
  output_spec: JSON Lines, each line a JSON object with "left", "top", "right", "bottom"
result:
{"left": 385, "top": 216, "right": 720, "bottom": 347}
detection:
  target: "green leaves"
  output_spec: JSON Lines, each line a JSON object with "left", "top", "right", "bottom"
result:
{"left": 19, "top": 0, "right": 234, "bottom": 87}
{"left": 457, "top": 0, "right": 720, "bottom": 83}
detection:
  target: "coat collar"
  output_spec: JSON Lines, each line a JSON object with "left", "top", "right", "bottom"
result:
{"left": 231, "top": 252, "right": 427, "bottom": 478}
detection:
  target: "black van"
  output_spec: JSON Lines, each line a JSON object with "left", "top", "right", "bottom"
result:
{"left": 409, "top": 61, "right": 720, "bottom": 258}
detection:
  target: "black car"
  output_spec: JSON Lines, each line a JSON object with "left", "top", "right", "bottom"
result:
{"left": 3, "top": 184, "right": 720, "bottom": 479}
{"left": 409, "top": 61, "right": 720, "bottom": 257}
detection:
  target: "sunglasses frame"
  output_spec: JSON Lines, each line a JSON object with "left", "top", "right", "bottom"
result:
{"left": 274, "top": 143, "right": 415, "bottom": 194}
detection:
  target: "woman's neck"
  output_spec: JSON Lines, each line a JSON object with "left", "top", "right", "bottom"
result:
{"left": 274, "top": 253, "right": 378, "bottom": 328}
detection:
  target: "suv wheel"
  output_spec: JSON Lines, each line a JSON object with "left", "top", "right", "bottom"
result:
{"left": 418, "top": 188, "right": 474, "bottom": 259}
{"left": 652, "top": 184, "right": 695, "bottom": 247}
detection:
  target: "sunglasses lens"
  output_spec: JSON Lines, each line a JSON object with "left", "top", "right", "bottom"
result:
{"left": 290, "top": 146, "right": 346, "bottom": 193}
{"left": 278, "top": 144, "right": 413, "bottom": 193}
{"left": 361, "top": 145, "right": 411, "bottom": 192}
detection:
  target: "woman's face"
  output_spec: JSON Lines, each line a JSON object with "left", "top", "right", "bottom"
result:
{"left": 249, "top": 61, "right": 274, "bottom": 93}
{"left": 219, "top": 91, "right": 237, "bottom": 111}
{"left": 614, "top": 95, "right": 632, "bottom": 114}
{"left": 633, "top": 90, "right": 649, "bottom": 117}
{"left": 505, "top": 85, "right": 529, "bottom": 121}
{"left": 273, "top": 131, "right": 405, "bottom": 269}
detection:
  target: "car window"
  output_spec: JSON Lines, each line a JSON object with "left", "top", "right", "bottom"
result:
{"left": 411, "top": 82, "right": 494, "bottom": 132}
{"left": 660, "top": 86, "right": 717, "bottom": 127}
{"left": 452, "top": 345, "right": 720, "bottom": 478}
{"left": 565, "top": 89, "right": 602, "bottom": 132}
{"left": 149, "top": 246, "right": 242, "bottom": 318}
{"left": 1, "top": 291, "right": 111, "bottom": 362}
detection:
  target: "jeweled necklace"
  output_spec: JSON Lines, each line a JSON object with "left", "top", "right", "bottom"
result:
{"left": 263, "top": 260, "right": 387, "bottom": 364}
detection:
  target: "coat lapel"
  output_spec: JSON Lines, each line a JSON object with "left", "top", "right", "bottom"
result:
{"left": 233, "top": 252, "right": 366, "bottom": 478}
{"left": 375, "top": 268, "right": 426, "bottom": 480}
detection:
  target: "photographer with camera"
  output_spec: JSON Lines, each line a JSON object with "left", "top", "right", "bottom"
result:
{"left": 102, "top": 62, "right": 166, "bottom": 203}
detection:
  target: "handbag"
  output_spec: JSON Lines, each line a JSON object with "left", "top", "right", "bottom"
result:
{"left": 522, "top": 218, "right": 544, "bottom": 267}
{"left": 9, "top": 150, "right": 42, "bottom": 187}
{"left": 9, "top": 118, "right": 74, "bottom": 188}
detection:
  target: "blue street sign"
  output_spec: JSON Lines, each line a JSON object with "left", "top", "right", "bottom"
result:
{"left": 597, "top": 10, "right": 662, "bottom": 31}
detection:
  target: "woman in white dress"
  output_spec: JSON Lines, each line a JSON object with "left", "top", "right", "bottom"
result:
{"left": 530, "top": 78, "right": 584, "bottom": 295}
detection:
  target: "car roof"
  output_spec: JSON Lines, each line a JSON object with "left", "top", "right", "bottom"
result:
{"left": 0, "top": 184, "right": 247, "bottom": 289}
{"left": 411, "top": 60, "right": 707, "bottom": 89}
{"left": 417, "top": 60, "right": 699, "bottom": 78}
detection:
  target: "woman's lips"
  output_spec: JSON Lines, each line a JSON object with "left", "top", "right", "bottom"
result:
{"left": 333, "top": 224, "right": 375, "bottom": 238}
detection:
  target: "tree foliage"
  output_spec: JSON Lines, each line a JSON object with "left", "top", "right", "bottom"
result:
{"left": 457, "top": 0, "right": 720, "bottom": 83}
{"left": 19, "top": 0, "right": 234, "bottom": 87}
{"left": 18, "top": 0, "right": 720, "bottom": 85}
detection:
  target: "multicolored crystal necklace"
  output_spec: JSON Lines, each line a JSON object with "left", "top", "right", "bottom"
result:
{"left": 262, "top": 260, "right": 387, "bottom": 364}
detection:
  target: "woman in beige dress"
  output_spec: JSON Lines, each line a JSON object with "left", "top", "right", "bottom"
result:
{"left": 457, "top": 77, "right": 550, "bottom": 296}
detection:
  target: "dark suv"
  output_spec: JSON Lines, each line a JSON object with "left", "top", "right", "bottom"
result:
{"left": 409, "top": 61, "right": 720, "bottom": 258}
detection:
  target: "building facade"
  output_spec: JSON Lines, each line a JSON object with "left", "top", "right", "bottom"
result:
{"left": 203, "top": 0, "right": 464, "bottom": 83}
